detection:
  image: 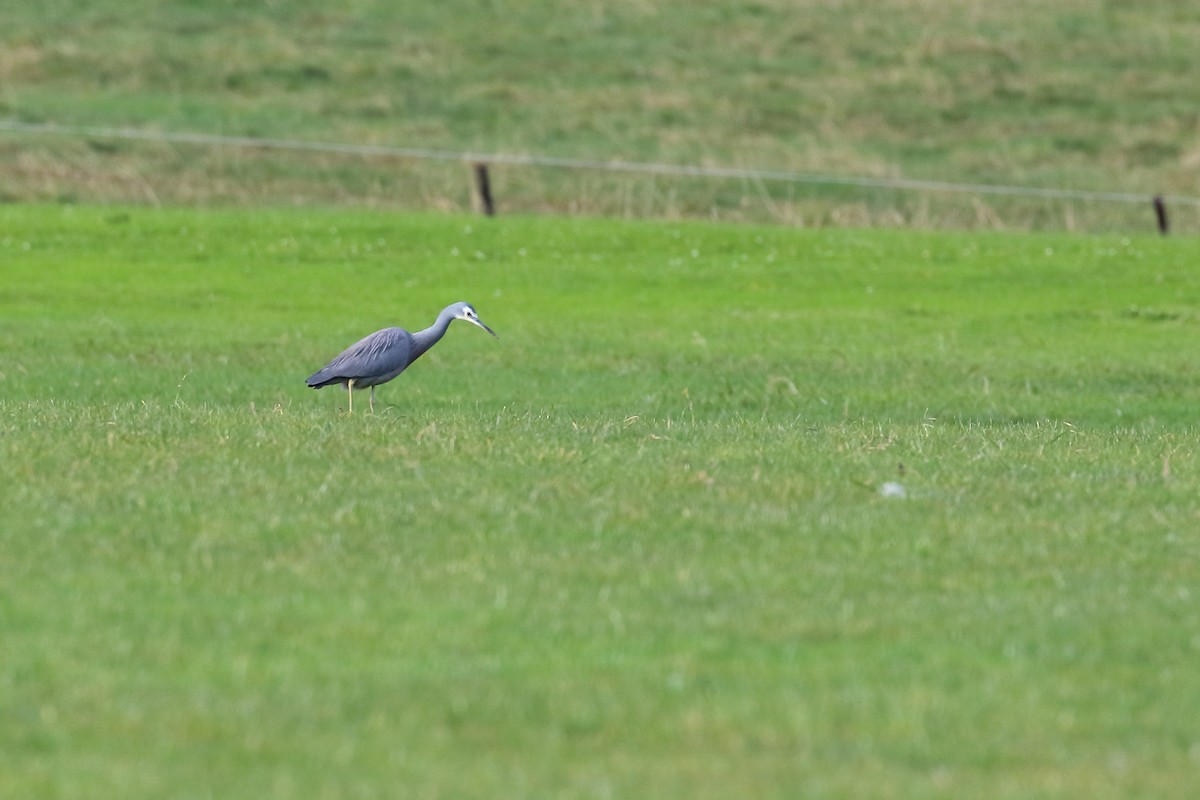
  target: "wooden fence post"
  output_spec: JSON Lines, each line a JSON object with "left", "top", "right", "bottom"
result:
{"left": 474, "top": 163, "right": 495, "bottom": 216}
{"left": 1153, "top": 195, "right": 1168, "bottom": 235}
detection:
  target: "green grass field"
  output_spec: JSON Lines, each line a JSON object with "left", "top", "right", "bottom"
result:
{"left": 3, "top": 204, "right": 1200, "bottom": 797}
{"left": 3, "top": 0, "right": 1200, "bottom": 230}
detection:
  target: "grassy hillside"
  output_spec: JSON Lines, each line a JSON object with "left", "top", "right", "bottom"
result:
{"left": 2, "top": 205, "right": 1200, "bottom": 797}
{"left": 2, "top": 1, "right": 1199, "bottom": 230}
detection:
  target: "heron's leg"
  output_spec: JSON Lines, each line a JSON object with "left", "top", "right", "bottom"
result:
{"left": 347, "top": 379, "right": 355, "bottom": 414}
{"left": 369, "top": 386, "right": 376, "bottom": 413}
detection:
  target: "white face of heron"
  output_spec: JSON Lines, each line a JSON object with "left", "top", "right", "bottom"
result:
{"left": 456, "top": 303, "right": 497, "bottom": 337}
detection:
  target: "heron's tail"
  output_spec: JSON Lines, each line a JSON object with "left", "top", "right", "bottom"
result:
{"left": 306, "top": 368, "right": 341, "bottom": 389}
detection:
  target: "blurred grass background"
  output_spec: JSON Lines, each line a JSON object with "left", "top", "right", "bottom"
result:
{"left": 2, "top": 0, "right": 1199, "bottom": 231}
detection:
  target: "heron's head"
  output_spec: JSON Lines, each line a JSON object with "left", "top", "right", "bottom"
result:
{"left": 453, "top": 302, "right": 498, "bottom": 338}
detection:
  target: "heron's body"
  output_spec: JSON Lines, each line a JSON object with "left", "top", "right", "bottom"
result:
{"left": 306, "top": 302, "right": 496, "bottom": 412}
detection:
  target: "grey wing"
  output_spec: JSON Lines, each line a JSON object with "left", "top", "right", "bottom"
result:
{"left": 306, "top": 327, "right": 412, "bottom": 388}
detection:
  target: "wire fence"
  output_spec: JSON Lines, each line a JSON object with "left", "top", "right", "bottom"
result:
{"left": 3, "top": 118, "right": 1198, "bottom": 231}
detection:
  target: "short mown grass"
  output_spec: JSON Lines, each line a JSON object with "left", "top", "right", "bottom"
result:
{"left": 2, "top": 205, "right": 1200, "bottom": 798}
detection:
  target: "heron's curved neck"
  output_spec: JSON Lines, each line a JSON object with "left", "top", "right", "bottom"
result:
{"left": 408, "top": 308, "right": 455, "bottom": 364}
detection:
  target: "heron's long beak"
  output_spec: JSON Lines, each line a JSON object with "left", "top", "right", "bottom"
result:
{"left": 472, "top": 317, "right": 498, "bottom": 338}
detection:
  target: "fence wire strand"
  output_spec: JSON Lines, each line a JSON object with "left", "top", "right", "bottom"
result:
{"left": 2, "top": 118, "right": 1198, "bottom": 208}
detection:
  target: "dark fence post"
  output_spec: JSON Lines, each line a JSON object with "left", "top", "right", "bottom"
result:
{"left": 474, "top": 163, "right": 495, "bottom": 216}
{"left": 1153, "top": 195, "right": 1168, "bottom": 235}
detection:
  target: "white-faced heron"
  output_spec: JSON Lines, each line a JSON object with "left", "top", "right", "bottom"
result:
{"left": 306, "top": 301, "right": 497, "bottom": 412}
